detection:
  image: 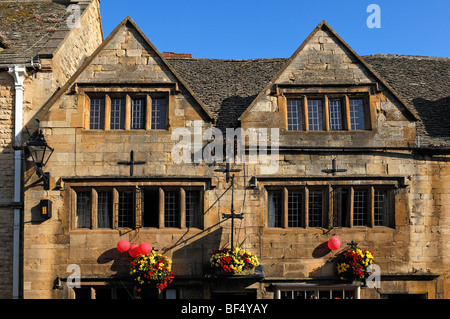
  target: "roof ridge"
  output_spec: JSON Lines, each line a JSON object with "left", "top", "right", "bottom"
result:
{"left": 364, "top": 54, "right": 450, "bottom": 60}
{"left": 166, "top": 57, "right": 288, "bottom": 62}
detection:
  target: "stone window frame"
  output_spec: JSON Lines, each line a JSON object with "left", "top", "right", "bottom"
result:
{"left": 273, "top": 284, "right": 360, "bottom": 299}
{"left": 80, "top": 88, "right": 173, "bottom": 132}
{"left": 263, "top": 181, "right": 396, "bottom": 230}
{"left": 266, "top": 186, "right": 328, "bottom": 229}
{"left": 68, "top": 181, "right": 206, "bottom": 231}
{"left": 275, "top": 85, "right": 376, "bottom": 133}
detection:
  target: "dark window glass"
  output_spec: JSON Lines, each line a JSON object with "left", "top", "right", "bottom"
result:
{"left": 307, "top": 100, "right": 323, "bottom": 131}
{"left": 151, "top": 98, "right": 166, "bottom": 130}
{"left": 131, "top": 99, "right": 145, "bottom": 129}
{"left": 76, "top": 191, "right": 91, "bottom": 228}
{"left": 110, "top": 98, "right": 126, "bottom": 129}
{"left": 89, "top": 98, "right": 105, "bottom": 129}
{"left": 287, "top": 100, "right": 303, "bottom": 131}
{"left": 349, "top": 99, "right": 365, "bottom": 130}
{"left": 268, "top": 191, "right": 282, "bottom": 227}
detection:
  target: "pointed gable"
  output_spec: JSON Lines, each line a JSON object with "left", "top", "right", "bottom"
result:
{"left": 77, "top": 20, "right": 175, "bottom": 84}
{"left": 240, "top": 20, "right": 418, "bottom": 122}
{"left": 38, "top": 17, "right": 213, "bottom": 122}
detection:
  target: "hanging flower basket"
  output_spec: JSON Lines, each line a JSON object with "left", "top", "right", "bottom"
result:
{"left": 130, "top": 250, "right": 174, "bottom": 292}
{"left": 337, "top": 246, "right": 374, "bottom": 282}
{"left": 210, "top": 246, "right": 259, "bottom": 275}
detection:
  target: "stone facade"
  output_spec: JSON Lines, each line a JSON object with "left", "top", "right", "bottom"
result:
{"left": 0, "top": 0, "right": 102, "bottom": 298}
{"left": 0, "top": 5, "right": 449, "bottom": 299}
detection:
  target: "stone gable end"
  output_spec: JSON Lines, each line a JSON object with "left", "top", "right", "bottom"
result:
{"left": 77, "top": 22, "right": 176, "bottom": 84}
{"left": 277, "top": 28, "right": 373, "bottom": 85}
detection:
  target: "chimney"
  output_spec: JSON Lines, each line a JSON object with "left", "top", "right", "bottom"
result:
{"left": 162, "top": 52, "right": 192, "bottom": 59}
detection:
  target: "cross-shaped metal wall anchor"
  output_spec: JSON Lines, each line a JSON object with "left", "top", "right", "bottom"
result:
{"left": 215, "top": 163, "right": 243, "bottom": 249}
{"left": 214, "top": 162, "right": 241, "bottom": 183}
{"left": 322, "top": 158, "right": 348, "bottom": 176}
{"left": 118, "top": 151, "right": 146, "bottom": 176}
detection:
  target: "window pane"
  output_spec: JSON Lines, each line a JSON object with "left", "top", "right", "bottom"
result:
{"left": 334, "top": 188, "right": 349, "bottom": 227}
{"left": 110, "top": 98, "right": 126, "bottom": 129}
{"left": 268, "top": 191, "right": 282, "bottom": 227}
{"left": 374, "top": 189, "right": 388, "bottom": 226}
{"left": 118, "top": 190, "right": 134, "bottom": 228}
{"left": 164, "top": 191, "right": 180, "bottom": 228}
{"left": 143, "top": 189, "right": 159, "bottom": 227}
{"left": 349, "top": 99, "right": 365, "bottom": 130}
{"left": 308, "top": 190, "right": 323, "bottom": 227}
{"left": 131, "top": 99, "right": 145, "bottom": 129}
{"left": 89, "top": 98, "right": 105, "bottom": 129}
{"left": 97, "top": 191, "right": 112, "bottom": 228}
{"left": 280, "top": 291, "right": 293, "bottom": 299}
{"left": 288, "top": 191, "right": 302, "bottom": 227}
{"left": 186, "top": 190, "right": 201, "bottom": 228}
{"left": 353, "top": 190, "right": 368, "bottom": 226}
{"left": 151, "top": 98, "right": 166, "bottom": 130}
{"left": 76, "top": 191, "right": 91, "bottom": 228}
{"left": 287, "top": 100, "right": 303, "bottom": 131}
{"left": 329, "top": 99, "right": 343, "bottom": 130}
{"left": 307, "top": 100, "right": 323, "bottom": 131}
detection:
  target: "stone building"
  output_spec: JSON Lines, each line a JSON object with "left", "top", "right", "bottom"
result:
{"left": 0, "top": 0, "right": 449, "bottom": 299}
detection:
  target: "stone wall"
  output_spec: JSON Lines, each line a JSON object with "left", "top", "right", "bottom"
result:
{"left": 18, "top": 18, "right": 449, "bottom": 299}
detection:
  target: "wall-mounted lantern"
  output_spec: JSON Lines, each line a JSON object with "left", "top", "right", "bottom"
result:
{"left": 26, "top": 129, "right": 54, "bottom": 190}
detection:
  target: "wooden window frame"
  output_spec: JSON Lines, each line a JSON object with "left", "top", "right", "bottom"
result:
{"left": 284, "top": 93, "right": 371, "bottom": 132}
{"left": 84, "top": 91, "right": 170, "bottom": 131}
{"left": 266, "top": 186, "right": 327, "bottom": 229}
{"left": 70, "top": 185, "right": 204, "bottom": 230}
{"left": 265, "top": 184, "right": 395, "bottom": 230}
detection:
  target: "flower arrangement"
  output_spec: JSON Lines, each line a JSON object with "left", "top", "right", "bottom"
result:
{"left": 130, "top": 250, "right": 174, "bottom": 291}
{"left": 337, "top": 246, "right": 374, "bottom": 282}
{"left": 210, "top": 246, "right": 259, "bottom": 274}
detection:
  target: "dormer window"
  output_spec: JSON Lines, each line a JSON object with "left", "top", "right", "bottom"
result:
{"left": 86, "top": 92, "right": 169, "bottom": 131}
{"left": 285, "top": 94, "right": 370, "bottom": 132}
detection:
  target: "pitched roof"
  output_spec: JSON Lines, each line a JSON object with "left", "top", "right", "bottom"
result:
{"left": 165, "top": 54, "right": 450, "bottom": 144}
{"left": 166, "top": 57, "right": 286, "bottom": 130}
{"left": 363, "top": 54, "right": 450, "bottom": 146}
{"left": 0, "top": 0, "right": 90, "bottom": 66}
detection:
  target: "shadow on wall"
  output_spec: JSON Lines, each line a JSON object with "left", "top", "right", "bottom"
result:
{"left": 413, "top": 97, "right": 450, "bottom": 146}
{"left": 96, "top": 228, "right": 224, "bottom": 277}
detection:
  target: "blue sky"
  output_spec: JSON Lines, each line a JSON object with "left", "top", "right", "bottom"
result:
{"left": 99, "top": 0, "right": 449, "bottom": 59}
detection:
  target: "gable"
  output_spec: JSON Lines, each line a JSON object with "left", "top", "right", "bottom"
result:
{"left": 77, "top": 22, "right": 174, "bottom": 84}
{"left": 239, "top": 21, "right": 418, "bottom": 122}
{"left": 37, "top": 17, "right": 213, "bottom": 123}
{"left": 277, "top": 27, "right": 373, "bottom": 85}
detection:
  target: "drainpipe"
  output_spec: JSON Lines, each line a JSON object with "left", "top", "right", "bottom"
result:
{"left": 8, "top": 65, "right": 28, "bottom": 299}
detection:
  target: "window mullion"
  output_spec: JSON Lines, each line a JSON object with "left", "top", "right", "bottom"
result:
{"left": 304, "top": 187, "right": 309, "bottom": 227}
{"left": 91, "top": 188, "right": 97, "bottom": 229}
{"left": 180, "top": 188, "right": 186, "bottom": 229}
{"left": 343, "top": 95, "right": 351, "bottom": 131}
{"left": 349, "top": 187, "right": 354, "bottom": 227}
{"left": 302, "top": 95, "right": 309, "bottom": 131}
{"left": 125, "top": 94, "right": 131, "bottom": 130}
{"left": 323, "top": 96, "right": 330, "bottom": 131}
{"left": 369, "top": 186, "right": 375, "bottom": 228}
{"left": 104, "top": 94, "right": 111, "bottom": 131}
{"left": 146, "top": 95, "right": 152, "bottom": 130}
{"left": 113, "top": 188, "right": 118, "bottom": 229}
{"left": 159, "top": 188, "right": 164, "bottom": 229}
{"left": 282, "top": 187, "right": 288, "bottom": 229}
{"left": 327, "top": 185, "right": 333, "bottom": 229}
